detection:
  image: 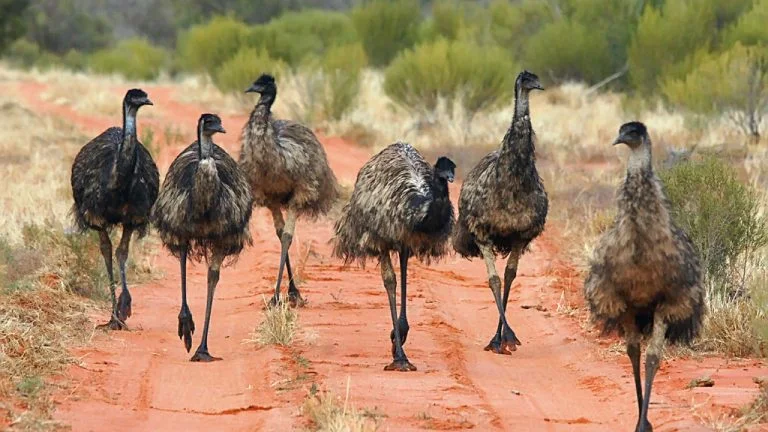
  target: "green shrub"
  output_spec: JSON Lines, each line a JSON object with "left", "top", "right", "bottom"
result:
{"left": 384, "top": 39, "right": 516, "bottom": 118}
{"left": 320, "top": 43, "right": 368, "bottom": 121}
{"left": 628, "top": 1, "right": 717, "bottom": 94}
{"left": 214, "top": 47, "right": 285, "bottom": 94}
{"left": 61, "top": 49, "right": 87, "bottom": 71}
{"left": 724, "top": 0, "right": 768, "bottom": 47}
{"left": 351, "top": 0, "right": 422, "bottom": 67}
{"left": 660, "top": 157, "right": 768, "bottom": 296}
{"left": 4, "top": 38, "right": 43, "bottom": 69}
{"left": 176, "top": 16, "right": 250, "bottom": 77}
{"left": 662, "top": 43, "right": 768, "bottom": 140}
{"left": 489, "top": 0, "right": 552, "bottom": 59}
{"left": 89, "top": 38, "right": 167, "bottom": 80}
{"left": 247, "top": 10, "right": 357, "bottom": 68}
{"left": 523, "top": 19, "right": 613, "bottom": 83}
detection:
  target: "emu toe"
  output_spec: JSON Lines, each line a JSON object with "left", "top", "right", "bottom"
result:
{"left": 117, "top": 290, "right": 132, "bottom": 321}
{"left": 178, "top": 306, "right": 195, "bottom": 352}
{"left": 190, "top": 349, "right": 222, "bottom": 362}
{"left": 288, "top": 289, "right": 306, "bottom": 308}
{"left": 484, "top": 328, "right": 522, "bottom": 355}
{"left": 384, "top": 358, "right": 417, "bottom": 372}
{"left": 97, "top": 315, "right": 129, "bottom": 331}
{"left": 635, "top": 419, "right": 653, "bottom": 432}
{"left": 389, "top": 319, "right": 410, "bottom": 357}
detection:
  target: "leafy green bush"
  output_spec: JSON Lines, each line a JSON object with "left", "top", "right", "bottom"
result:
{"left": 660, "top": 157, "right": 768, "bottom": 296}
{"left": 724, "top": 0, "right": 768, "bottom": 47}
{"left": 89, "top": 38, "right": 167, "bottom": 80}
{"left": 247, "top": 10, "right": 357, "bottom": 68}
{"left": 176, "top": 16, "right": 250, "bottom": 77}
{"left": 320, "top": 43, "right": 368, "bottom": 121}
{"left": 662, "top": 43, "right": 768, "bottom": 140}
{"left": 523, "top": 19, "right": 613, "bottom": 83}
{"left": 214, "top": 47, "right": 285, "bottom": 94}
{"left": 5, "top": 38, "right": 44, "bottom": 69}
{"left": 628, "top": 1, "right": 717, "bottom": 94}
{"left": 384, "top": 39, "right": 516, "bottom": 118}
{"left": 351, "top": 0, "right": 421, "bottom": 67}
{"left": 489, "top": 0, "right": 552, "bottom": 59}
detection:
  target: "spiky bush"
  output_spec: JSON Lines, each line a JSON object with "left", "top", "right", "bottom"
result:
{"left": 213, "top": 47, "right": 285, "bottom": 94}
{"left": 351, "top": 0, "right": 421, "bottom": 67}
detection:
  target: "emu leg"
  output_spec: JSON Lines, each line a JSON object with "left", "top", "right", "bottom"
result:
{"left": 637, "top": 314, "right": 667, "bottom": 432}
{"left": 178, "top": 248, "right": 195, "bottom": 352}
{"left": 96, "top": 230, "right": 125, "bottom": 330}
{"left": 479, "top": 244, "right": 521, "bottom": 354}
{"left": 269, "top": 208, "right": 305, "bottom": 307}
{"left": 486, "top": 250, "right": 520, "bottom": 352}
{"left": 270, "top": 208, "right": 297, "bottom": 307}
{"left": 390, "top": 248, "right": 410, "bottom": 357}
{"left": 382, "top": 253, "right": 416, "bottom": 371}
{"left": 114, "top": 226, "right": 134, "bottom": 323}
{"left": 623, "top": 318, "right": 643, "bottom": 423}
{"left": 191, "top": 254, "right": 224, "bottom": 362}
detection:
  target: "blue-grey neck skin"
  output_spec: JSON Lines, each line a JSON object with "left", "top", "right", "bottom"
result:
{"left": 513, "top": 84, "right": 530, "bottom": 120}
{"left": 197, "top": 122, "right": 213, "bottom": 159}
{"left": 120, "top": 101, "right": 139, "bottom": 154}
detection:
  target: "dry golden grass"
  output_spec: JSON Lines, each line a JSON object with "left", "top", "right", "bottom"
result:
{"left": 249, "top": 297, "right": 300, "bottom": 347}
{"left": 302, "top": 379, "right": 379, "bottom": 432}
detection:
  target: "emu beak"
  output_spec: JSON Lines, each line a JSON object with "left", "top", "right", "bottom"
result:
{"left": 216, "top": 125, "right": 227, "bottom": 134}
{"left": 447, "top": 173, "right": 455, "bottom": 183}
{"left": 533, "top": 82, "right": 544, "bottom": 91}
{"left": 612, "top": 135, "right": 625, "bottom": 146}
{"left": 143, "top": 98, "right": 154, "bottom": 106}
{"left": 245, "top": 85, "right": 259, "bottom": 93}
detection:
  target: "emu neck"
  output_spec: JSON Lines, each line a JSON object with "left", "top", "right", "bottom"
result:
{"left": 627, "top": 141, "right": 653, "bottom": 175}
{"left": 499, "top": 87, "right": 535, "bottom": 173}
{"left": 120, "top": 103, "right": 138, "bottom": 155}
{"left": 198, "top": 126, "right": 213, "bottom": 160}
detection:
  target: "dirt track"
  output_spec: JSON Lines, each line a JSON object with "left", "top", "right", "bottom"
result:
{"left": 6, "top": 81, "right": 767, "bottom": 431}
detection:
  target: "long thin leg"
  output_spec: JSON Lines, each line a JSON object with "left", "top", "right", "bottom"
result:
{"left": 96, "top": 230, "right": 124, "bottom": 330}
{"left": 390, "top": 247, "right": 410, "bottom": 356}
{"left": 486, "top": 249, "right": 521, "bottom": 352}
{"left": 637, "top": 313, "right": 667, "bottom": 432}
{"left": 623, "top": 317, "right": 643, "bottom": 420}
{"left": 479, "top": 243, "right": 521, "bottom": 354}
{"left": 269, "top": 207, "right": 304, "bottom": 307}
{"left": 114, "top": 226, "right": 134, "bottom": 323}
{"left": 271, "top": 208, "right": 297, "bottom": 306}
{"left": 191, "top": 254, "right": 224, "bottom": 362}
{"left": 382, "top": 252, "right": 416, "bottom": 372}
{"left": 178, "top": 248, "right": 195, "bottom": 352}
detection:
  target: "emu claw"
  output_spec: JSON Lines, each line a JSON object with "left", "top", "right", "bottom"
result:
{"left": 190, "top": 349, "right": 222, "bottom": 362}
{"left": 97, "top": 313, "right": 129, "bottom": 331}
{"left": 389, "top": 318, "right": 410, "bottom": 357}
{"left": 117, "top": 290, "right": 132, "bottom": 321}
{"left": 384, "top": 358, "right": 417, "bottom": 372}
{"left": 288, "top": 289, "right": 306, "bottom": 308}
{"left": 484, "top": 328, "right": 522, "bottom": 355}
{"left": 178, "top": 306, "right": 195, "bottom": 352}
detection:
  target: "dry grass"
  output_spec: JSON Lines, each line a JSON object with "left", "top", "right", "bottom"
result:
{"left": 302, "top": 379, "right": 379, "bottom": 432}
{"left": 249, "top": 297, "right": 300, "bottom": 347}
{"left": 696, "top": 383, "right": 768, "bottom": 431}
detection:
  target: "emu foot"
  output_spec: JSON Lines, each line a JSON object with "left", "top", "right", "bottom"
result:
{"left": 635, "top": 419, "right": 653, "bottom": 432}
{"left": 288, "top": 289, "right": 306, "bottom": 308}
{"left": 384, "top": 358, "right": 417, "bottom": 372}
{"left": 178, "top": 305, "right": 195, "bottom": 353}
{"left": 484, "top": 328, "right": 522, "bottom": 355}
{"left": 97, "top": 314, "right": 129, "bottom": 331}
{"left": 190, "top": 349, "right": 222, "bottom": 362}
{"left": 117, "top": 290, "right": 132, "bottom": 321}
{"left": 389, "top": 319, "right": 410, "bottom": 357}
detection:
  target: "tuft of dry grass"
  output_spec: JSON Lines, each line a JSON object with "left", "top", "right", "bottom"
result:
{"left": 302, "top": 379, "right": 379, "bottom": 432}
{"left": 249, "top": 298, "right": 300, "bottom": 347}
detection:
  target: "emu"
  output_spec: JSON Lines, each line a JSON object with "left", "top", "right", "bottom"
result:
{"left": 240, "top": 74, "right": 339, "bottom": 307}
{"left": 151, "top": 114, "right": 253, "bottom": 362}
{"left": 70, "top": 88, "right": 159, "bottom": 330}
{"left": 332, "top": 142, "right": 455, "bottom": 371}
{"left": 453, "top": 71, "right": 547, "bottom": 354}
{"left": 585, "top": 122, "right": 704, "bottom": 432}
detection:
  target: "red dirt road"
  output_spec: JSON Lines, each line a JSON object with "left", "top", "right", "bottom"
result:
{"left": 4, "top": 81, "right": 767, "bottom": 431}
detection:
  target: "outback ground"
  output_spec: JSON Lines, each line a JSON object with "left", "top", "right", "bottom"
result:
{"left": 1, "top": 74, "right": 767, "bottom": 431}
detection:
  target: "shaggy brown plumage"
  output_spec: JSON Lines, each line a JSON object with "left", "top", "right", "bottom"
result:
{"left": 332, "top": 142, "right": 455, "bottom": 371}
{"left": 70, "top": 88, "right": 159, "bottom": 330}
{"left": 152, "top": 114, "right": 253, "bottom": 362}
{"left": 585, "top": 122, "right": 704, "bottom": 432}
{"left": 453, "top": 71, "right": 548, "bottom": 354}
{"left": 239, "top": 74, "right": 339, "bottom": 306}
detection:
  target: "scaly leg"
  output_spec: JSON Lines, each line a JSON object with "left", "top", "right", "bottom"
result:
{"left": 114, "top": 226, "right": 134, "bottom": 323}
{"left": 270, "top": 208, "right": 297, "bottom": 307}
{"left": 96, "top": 230, "right": 125, "bottom": 330}
{"left": 485, "top": 249, "right": 521, "bottom": 353}
{"left": 637, "top": 313, "right": 667, "bottom": 432}
{"left": 191, "top": 253, "right": 224, "bottom": 362}
{"left": 178, "top": 248, "right": 195, "bottom": 352}
{"left": 479, "top": 243, "right": 521, "bottom": 354}
{"left": 269, "top": 207, "right": 305, "bottom": 307}
{"left": 382, "top": 252, "right": 416, "bottom": 371}
{"left": 390, "top": 247, "right": 410, "bottom": 357}
{"left": 623, "top": 317, "right": 643, "bottom": 423}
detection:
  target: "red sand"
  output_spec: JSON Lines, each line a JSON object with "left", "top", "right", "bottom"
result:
{"left": 3, "top": 81, "right": 767, "bottom": 431}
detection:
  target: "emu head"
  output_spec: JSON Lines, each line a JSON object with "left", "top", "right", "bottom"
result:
{"left": 515, "top": 70, "right": 544, "bottom": 93}
{"left": 124, "top": 88, "right": 153, "bottom": 109}
{"left": 245, "top": 74, "right": 277, "bottom": 96}
{"left": 434, "top": 156, "right": 456, "bottom": 183}
{"left": 613, "top": 121, "right": 649, "bottom": 150}
{"left": 198, "top": 113, "right": 226, "bottom": 136}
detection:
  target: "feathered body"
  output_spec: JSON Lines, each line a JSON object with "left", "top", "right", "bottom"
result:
{"left": 585, "top": 138, "right": 704, "bottom": 344}
{"left": 333, "top": 142, "right": 455, "bottom": 264}
{"left": 239, "top": 102, "right": 339, "bottom": 218}
{"left": 152, "top": 141, "right": 253, "bottom": 262}
{"left": 71, "top": 128, "right": 159, "bottom": 237}
{"left": 454, "top": 81, "right": 548, "bottom": 258}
